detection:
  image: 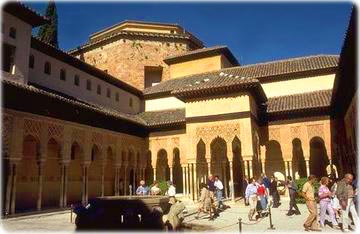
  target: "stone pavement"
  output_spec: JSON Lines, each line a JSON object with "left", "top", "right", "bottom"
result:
{"left": 0, "top": 197, "right": 357, "bottom": 233}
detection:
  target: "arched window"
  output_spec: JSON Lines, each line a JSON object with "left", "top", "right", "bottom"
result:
{"left": 60, "top": 69, "right": 66, "bottom": 81}
{"left": 29, "top": 54, "right": 34, "bottom": 69}
{"left": 44, "top": 62, "right": 51, "bottom": 75}
{"left": 9, "top": 27, "right": 16, "bottom": 39}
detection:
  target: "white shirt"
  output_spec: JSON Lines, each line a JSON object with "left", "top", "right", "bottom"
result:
{"left": 167, "top": 185, "right": 176, "bottom": 196}
{"left": 214, "top": 180, "right": 224, "bottom": 190}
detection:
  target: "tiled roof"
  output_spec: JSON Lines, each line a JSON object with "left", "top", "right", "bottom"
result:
{"left": 164, "top": 45, "right": 239, "bottom": 65}
{"left": 137, "top": 109, "right": 185, "bottom": 127}
{"left": 3, "top": 2, "right": 49, "bottom": 27}
{"left": 267, "top": 89, "right": 332, "bottom": 114}
{"left": 144, "top": 55, "right": 339, "bottom": 97}
{"left": 3, "top": 79, "right": 146, "bottom": 125}
{"left": 69, "top": 30, "right": 204, "bottom": 54}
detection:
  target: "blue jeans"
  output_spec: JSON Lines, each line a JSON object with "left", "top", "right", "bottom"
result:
{"left": 216, "top": 190, "right": 223, "bottom": 208}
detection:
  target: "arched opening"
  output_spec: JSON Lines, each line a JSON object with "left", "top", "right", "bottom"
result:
{"left": 265, "top": 140, "right": 285, "bottom": 177}
{"left": 16, "top": 135, "right": 40, "bottom": 212}
{"left": 42, "top": 138, "right": 61, "bottom": 209}
{"left": 88, "top": 145, "right": 102, "bottom": 199}
{"left": 210, "top": 137, "right": 229, "bottom": 197}
{"left": 156, "top": 149, "right": 169, "bottom": 181}
{"left": 232, "top": 137, "right": 243, "bottom": 197}
{"left": 145, "top": 151, "right": 153, "bottom": 185}
{"left": 173, "top": 148, "right": 182, "bottom": 193}
{"left": 196, "top": 139, "right": 208, "bottom": 184}
{"left": 309, "top": 137, "right": 329, "bottom": 178}
{"left": 292, "top": 138, "right": 306, "bottom": 178}
{"left": 67, "top": 142, "right": 82, "bottom": 206}
{"left": 104, "top": 147, "right": 115, "bottom": 196}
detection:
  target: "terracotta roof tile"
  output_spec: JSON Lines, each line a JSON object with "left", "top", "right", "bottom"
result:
{"left": 144, "top": 55, "right": 339, "bottom": 97}
{"left": 267, "top": 89, "right": 332, "bottom": 114}
{"left": 136, "top": 108, "right": 185, "bottom": 127}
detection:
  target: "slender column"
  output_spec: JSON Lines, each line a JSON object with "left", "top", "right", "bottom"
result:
{"left": 114, "top": 167, "right": 118, "bottom": 196}
{"left": 143, "top": 168, "right": 146, "bottom": 180}
{"left": 59, "top": 164, "right": 64, "bottom": 207}
{"left": 153, "top": 167, "right": 156, "bottom": 181}
{"left": 207, "top": 159, "right": 211, "bottom": 176}
{"left": 193, "top": 163, "right": 198, "bottom": 201}
{"left": 101, "top": 165, "right": 105, "bottom": 197}
{"left": 85, "top": 165, "right": 89, "bottom": 204}
{"left": 248, "top": 160, "right": 253, "bottom": 178}
{"left": 184, "top": 166, "right": 188, "bottom": 197}
{"left": 284, "top": 161, "right": 288, "bottom": 178}
{"left": 189, "top": 164, "right": 194, "bottom": 200}
{"left": 11, "top": 163, "right": 17, "bottom": 214}
{"left": 182, "top": 166, "right": 186, "bottom": 196}
{"left": 244, "top": 160, "right": 249, "bottom": 179}
{"left": 289, "top": 161, "right": 293, "bottom": 178}
{"left": 133, "top": 167, "right": 136, "bottom": 193}
{"left": 81, "top": 165, "right": 86, "bottom": 205}
{"left": 305, "top": 160, "right": 310, "bottom": 177}
{"left": 5, "top": 161, "right": 14, "bottom": 215}
{"left": 229, "top": 161, "right": 235, "bottom": 201}
{"left": 222, "top": 162, "right": 228, "bottom": 198}
{"left": 124, "top": 165, "right": 128, "bottom": 195}
{"left": 63, "top": 164, "right": 68, "bottom": 207}
{"left": 36, "top": 162, "right": 44, "bottom": 211}
{"left": 170, "top": 167, "right": 173, "bottom": 182}
{"left": 261, "top": 161, "right": 266, "bottom": 174}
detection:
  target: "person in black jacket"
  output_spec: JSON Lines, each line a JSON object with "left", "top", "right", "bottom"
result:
{"left": 270, "top": 176, "right": 280, "bottom": 208}
{"left": 286, "top": 176, "right": 301, "bottom": 216}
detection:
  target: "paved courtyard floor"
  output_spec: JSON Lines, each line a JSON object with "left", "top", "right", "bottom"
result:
{"left": 0, "top": 197, "right": 356, "bottom": 233}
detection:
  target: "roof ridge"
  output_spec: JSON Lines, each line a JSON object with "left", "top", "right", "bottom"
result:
{"left": 268, "top": 89, "right": 333, "bottom": 99}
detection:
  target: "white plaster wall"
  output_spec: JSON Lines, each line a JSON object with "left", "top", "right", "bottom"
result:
{"left": 145, "top": 96, "right": 185, "bottom": 111}
{"left": 262, "top": 74, "right": 335, "bottom": 97}
{"left": 2, "top": 12, "right": 32, "bottom": 83}
{"left": 28, "top": 48, "right": 142, "bottom": 114}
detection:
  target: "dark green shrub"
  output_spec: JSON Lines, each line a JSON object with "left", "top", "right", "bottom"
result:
{"left": 158, "top": 180, "right": 170, "bottom": 195}
{"left": 295, "top": 178, "right": 320, "bottom": 203}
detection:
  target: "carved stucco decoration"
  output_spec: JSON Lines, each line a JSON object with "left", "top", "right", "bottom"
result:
{"left": 290, "top": 126, "right": 301, "bottom": 140}
{"left": 195, "top": 123, "right": 241, "bottom": 144}
{"left": 3, "top": 115, "right": 14, "bottom": 156}
{"left": 48, "top": 123, "right": 64, "bottom": 142}
{"left": 71, "top": 128, "right": 85, "bottom": 144}
{"left": 91, "top": 132, "right": 104, "bottom": 148}
{"left": 269, "top": 128, "right": 280, "bottom": 142}
{"left": 307, "top": 124, "right": 325, "bottom": 140}
{"left": 24, "top": 118, "right": 41, "bottom": 140}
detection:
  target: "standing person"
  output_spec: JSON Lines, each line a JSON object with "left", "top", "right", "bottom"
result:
{"left": 166, "top": 181, "right": 177, "bottom": 205}
{"left": 336, "top": 173, "right": 359, "bottom": 232}
{"left": 195, "top": 183, "right": 214, "bottom": 220}
{"left": 286, "top": 176, "right": 301, "bottom": 216}
{"left": 301, "top": 175, "right": 321, "bottom": 231}
{"left": 257, "top": 179, "right": 268, "bottom": 211}
{"left": 243, "top": 176, "right": 249, "bottom": 206}
{"left": 261, "top": 173, "right": 271, "bottom": 195}
{"left": 270, "top": 176, "right": 280, "bottom": 208}
{"left": 318, "top": 177, "right": 339, "bottom": 229}
{"left": 214, "top": 175, "right": 224, "bottom": 210}
{"left": 136, "top": 180, "right": 149, "bottom": 195}
{"left": 330, "top": 177, "right": 341, "bottom": 219}
{"left": 245, "top": 178, "right": 258, "bottom": 221}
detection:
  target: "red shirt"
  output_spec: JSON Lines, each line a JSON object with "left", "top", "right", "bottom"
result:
{"left": 257, "top": 184, "right": 267, "bottom": 196}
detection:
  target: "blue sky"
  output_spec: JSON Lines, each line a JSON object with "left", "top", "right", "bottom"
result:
{"left": 28, "top": 1, "right": 353, "bottom": 65}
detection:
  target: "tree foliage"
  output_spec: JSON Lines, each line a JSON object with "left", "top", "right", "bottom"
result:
{"left": 37, "top": 0, "right": 58, "bottom": 48}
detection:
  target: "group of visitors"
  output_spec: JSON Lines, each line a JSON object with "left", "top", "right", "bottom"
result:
{"left": 195, "top": 174, "right": 227, "bottom": 221}
{"left": 135, "top": 180, "right": 176, "bottom": 196}
{"left": 301, "top": 173, "right": 359, "bottom": 232}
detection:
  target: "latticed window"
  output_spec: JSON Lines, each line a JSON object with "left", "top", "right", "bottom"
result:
{"left": 9, "top": 27, "right": 16, "bottom": 39}
{"left": 74, "top": 75, "right": 80, "bottom": 86}
{"left": 97, "top": 84, "right": 102, "bottom": 95}
{"left": 115, "top": 92, "right": 119, "bottom": 102}
{"left": 86, "top": 79, "right": 92, "bottom": 90}
{"left": 106, "top": 88, "right": 111, "bottom": 98}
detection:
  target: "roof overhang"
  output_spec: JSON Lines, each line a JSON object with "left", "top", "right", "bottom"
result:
{"left": 3, "top": 2, "right": 49, "bottom": 27}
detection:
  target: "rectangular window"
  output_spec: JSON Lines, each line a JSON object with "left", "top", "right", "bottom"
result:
{"left": 60, "top": 69, "right": 66, "bottom": 81}
{"left": 29, "top": 55, "right": 34, "bottom": 69}
{"left": 86, "top": 79, "right": 92, "bottom": 91}
{"left": 106, "top": 88, "right": 111, "bottom": 98}
{"left": 74, "top": 75, "right": 80, "bottom": 86}
{"left": 115, "top": 92, "right": 119, "bottom": 102}
{"left": 2, "top": 43, "right": 16, "bottom": 74}
{"left": 97, "top": 84, "right": 102, "bottom": 95}
{"left": 144, "top": 66, "right": 163, "bottom": 89}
